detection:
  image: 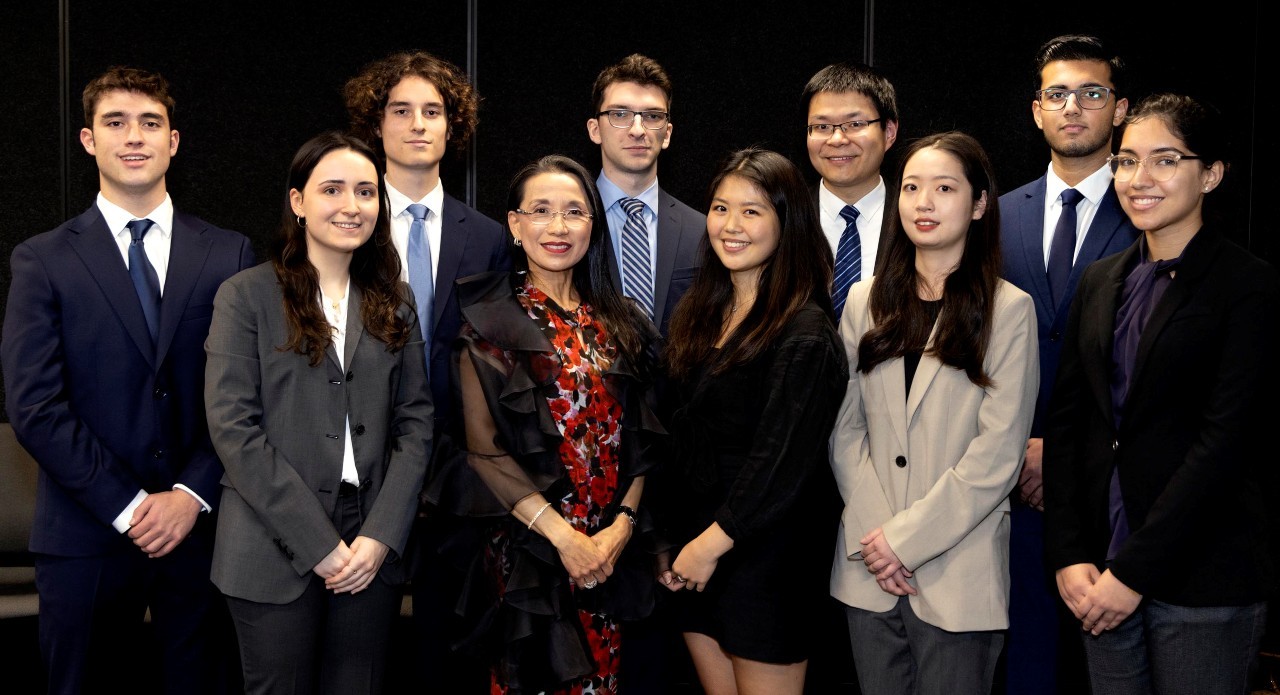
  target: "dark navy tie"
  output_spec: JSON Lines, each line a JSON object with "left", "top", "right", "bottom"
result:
{"left": 832, "top": 205, "right": 862, "bottom": 319}
{"left": 126, "top": 218, "right": 161, "bottom": 342}
{"left": 1047, "top": 188, "right": 1084, "bottom": 307}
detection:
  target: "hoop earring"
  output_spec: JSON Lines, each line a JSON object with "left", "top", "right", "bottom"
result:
{"left": 296, "top": 215, "right": 305, "bottom": 228}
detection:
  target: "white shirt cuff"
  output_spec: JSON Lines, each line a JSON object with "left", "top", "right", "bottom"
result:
{"left": 111, "top": 489, "right": 149, "bottom": 533}
{"left": 173, "top": 484, "right": 212, "bottom": 513}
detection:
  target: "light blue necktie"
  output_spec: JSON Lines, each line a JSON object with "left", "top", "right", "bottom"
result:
{"left": 618, "top": 197, "right": 654, "bottom": 320}
{"left": 406, "top": 203, "right": 434, "bottom": 380}
{"left": 126, "top": 218, "right": 161, "bottom": 343}
{"left": 832, "top": 205, "right": 861, "bottom": 319}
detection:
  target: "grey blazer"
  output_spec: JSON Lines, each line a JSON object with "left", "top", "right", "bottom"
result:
{"left": 205, "top": 263, "right": 432, "bottom": 603}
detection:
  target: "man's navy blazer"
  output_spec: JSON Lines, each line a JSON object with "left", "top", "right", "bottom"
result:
{"left": 429, "top": 193, "right": 509, "bottom": 426}
{"left": 999, "top": 177, "right": 1138, "bottom": 435}
{"left": 1, "top": 205, "right": 254, "bottom": 556}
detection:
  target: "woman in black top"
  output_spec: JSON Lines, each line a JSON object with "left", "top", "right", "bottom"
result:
{"left": 662, "top": 148, "right": 848, "bottom": 694}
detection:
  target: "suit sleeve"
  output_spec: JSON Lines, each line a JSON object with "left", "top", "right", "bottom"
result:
{"left": 172, "top": 234, "right": 259, "bottom": 508}
{"left": 830, "top": 288, "right": 895, "bottom": 558}
{"left": 1043, "top": 269, "right": 1097, "bottom": 570}
{"left": 881, "top": 291, "right": 1039, "bottom": 571}
{"left": 1, "top": 241, "right": 143, "bottom": 525}
{"left": 351, "top": 297, "right": 433, "bottom": 558}
{"left": 204, "top": 278, "right": 340, "bottom": 576}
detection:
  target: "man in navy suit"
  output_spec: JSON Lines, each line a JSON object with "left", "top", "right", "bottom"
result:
{"left": 344, "top": 50, "right": 510, "bottom": 692}
{"left": 1, "top": 67, "right": 254, "bottom": 693}
{"left": 587, "top": 54, "right": 703, "bottom": 336}
{"left": 998, "top": 35, "right": 1138, "bottom": 694}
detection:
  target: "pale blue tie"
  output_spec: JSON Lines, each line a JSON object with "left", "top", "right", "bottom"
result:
{"left": 618, "top": 197, "right": 654, "bottom": 320}
{"left": 406, "top": 203, "right": 434, "bottom": 379}
{"left": 832, "top": 205, "right": 862, "bottom": 319}
{"left": 126, "top": 218, "right": 161, "bottom": 343}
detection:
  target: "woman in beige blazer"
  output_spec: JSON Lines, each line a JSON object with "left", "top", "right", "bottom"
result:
{"left": 829, "top": 132, "right": 1038, "bottom": 695}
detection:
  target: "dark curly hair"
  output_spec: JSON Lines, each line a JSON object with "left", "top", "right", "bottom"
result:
{"left": 343, "top": 51, "right": 479, "bottom": 159}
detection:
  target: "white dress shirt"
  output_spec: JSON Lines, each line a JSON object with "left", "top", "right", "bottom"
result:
{"left": 1040, "top": 163, "right": 1115, "bottom": 266}
{"left": 819, "top": 178, "right": 885, "bottom": 280}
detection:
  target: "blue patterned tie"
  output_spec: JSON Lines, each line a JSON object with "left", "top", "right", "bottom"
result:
{"left": 126, "top": 218, "right": 161, "bottom": 343}
{"left": 406, "top": 203, "right": 434, "bottom": 379}
{"left": 618, "top": 197, "right": 654, "bottom": 320}
{"left": 832, "top": 205, "right": 861, "bottom": 319}
{"left": 1047, "top": 188, "right": 1084, "bottom": 307}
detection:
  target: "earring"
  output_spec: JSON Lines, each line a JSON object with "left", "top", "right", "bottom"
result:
{"left": 513, "top": 237, "right": 522, "bottom": 247}
{"left": 296, "top": 215, "right": 305, "bottom": 227}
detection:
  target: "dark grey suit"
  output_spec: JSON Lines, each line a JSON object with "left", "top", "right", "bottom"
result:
{"left": 204, "top": 262, "right": 432, "bottom": 692}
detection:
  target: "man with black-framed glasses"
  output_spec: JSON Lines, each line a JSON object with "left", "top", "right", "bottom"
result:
{"left": 586, "top": 53, "right": 703, "bottom": 336}
{"left": 800, "top": 62, "right": 899, "bottom": 319}
{"left": 998, "top": 34, "right": 1140, "bottom": 695}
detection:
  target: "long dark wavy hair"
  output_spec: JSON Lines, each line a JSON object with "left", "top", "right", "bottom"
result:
{"left": 858, "top": 131, "right": 1001, "bottom": 387}
{"left": 505, "top": 155, "right": 651, "bottom": 374}
{"left": 665, "top": 147, "right": 833, "bottom": 380}
{"left": 273, "top": 131, "right": 410, "bottom": 366}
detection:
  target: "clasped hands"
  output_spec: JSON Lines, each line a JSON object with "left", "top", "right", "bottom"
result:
{"left": 314, "top": 536, "right": 390, "bottom": 594}
{"left": 550, "top": 513, "right": 633, "bottom": 590}
{"left": 127, "top": 490, "right": 202, "bottom": 558}
{"left": 1056, "top": 563, "right": 1142, "bottom": 635}
{"left": 861, "top": 527, "right": 917, "bottom": 596}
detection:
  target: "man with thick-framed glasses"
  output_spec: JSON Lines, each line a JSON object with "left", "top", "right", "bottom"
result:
{"left": 800, "top": 61, "right": 899, "bottom": 319}
{"left": 586, "top": 53, "right": 703, "bottom": 337}
{"left": 997, "top": 34, "right": 1140, "bottom": 695}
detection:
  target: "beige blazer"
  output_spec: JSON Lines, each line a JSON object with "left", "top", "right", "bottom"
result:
{"left": 829, "top": 278, "right": 1037, "bottom": 632}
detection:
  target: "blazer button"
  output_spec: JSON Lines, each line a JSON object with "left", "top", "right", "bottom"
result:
{"left": 355, "top": 424, "right": 366, "bottom": 436}
{"left": 346, "top": 371, "right": 354, "bottom": 381}
{"left": 153, "top": 388, "right": 167, "bottom": 398}
{"left": 895, "top": 455, "right": 907, "bottom": 468}
{"left": 1049, "top": 331, "right": 1062, "bottom": 341}
{"left": 1112, "top": 440, "right": 1119, "bottom": 451}
{"left": 153, "top": 449, "right": 165, "bottom": 459}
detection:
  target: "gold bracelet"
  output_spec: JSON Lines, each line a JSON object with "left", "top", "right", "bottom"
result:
{"left": 527, "top": 501, "right": 553, "bottom": 530}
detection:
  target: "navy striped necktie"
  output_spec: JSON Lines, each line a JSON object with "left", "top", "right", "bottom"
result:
{"left": 832, "top": 205, "right": 861, "bottom": 318}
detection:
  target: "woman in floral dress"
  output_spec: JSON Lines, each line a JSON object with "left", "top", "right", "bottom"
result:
{"left": 427, "top": 155, "right": 662, "bottom": 694}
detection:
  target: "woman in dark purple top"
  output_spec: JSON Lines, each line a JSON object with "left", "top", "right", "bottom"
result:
{"left": 1045, "top": 93, "right": 1279, "bottom": 695}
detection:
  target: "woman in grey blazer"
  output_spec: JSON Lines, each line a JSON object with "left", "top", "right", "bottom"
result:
{"left": 830, "top": 132, "right": 1038, "bottom": 695}
{"left": 205, "top": 132, "right": 432, "bottom": 693}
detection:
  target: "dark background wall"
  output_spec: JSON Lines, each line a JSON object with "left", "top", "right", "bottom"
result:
{"left": 0, "top": 1, "right": 1263, "bottom": 418}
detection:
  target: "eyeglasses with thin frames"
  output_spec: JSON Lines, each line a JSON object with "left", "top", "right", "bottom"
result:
{"left": 596, "top": 109, "right": 670, "bottom": 130}
{"left": 1108, "top": 153, "right": 1204, "bottom": 183}
{"left": 1036, "top": 87, "right": 1115, "bottom": 111}
{"left": 514, "top": 208, "right": 594, "bottom": 229}
{"left": 806, "top": 118, "right": 883, "bottom": 139}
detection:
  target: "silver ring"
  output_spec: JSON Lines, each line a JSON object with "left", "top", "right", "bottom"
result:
{"left": 674, "top": 574, "right": 687, "bottom": 583}
{"left": 583, "top": 579, "right": 598, "bottom": 589}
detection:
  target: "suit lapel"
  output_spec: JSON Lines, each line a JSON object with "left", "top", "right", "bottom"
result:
{"left": 906, "top": 321, "right": 943, "bottom": 428}
{"left": 879, "top": 358, "right": 910, "bottom": 456}
{"left": 1062, "top": 187, "right": 1130, "bottom": 327}
{"left": 1016, "top": 179, "right": 1056, "bottom": 317}
{"left": 1086, "top": 250, "right": 1131, "bottom": 425}
{"left": 652, "top": 189, "right": 679, "bottom": 327}
{"left": 155, "top": 212, "right": 212, "bottom": 366}
{"left": 66, "top": 207, "right": 156, "bottom": 368}
{"left": 343, "top": 285, "right": 365, "bottom": 370}
{"left": 433, "top": 195, "right": 469, "bottom": 332}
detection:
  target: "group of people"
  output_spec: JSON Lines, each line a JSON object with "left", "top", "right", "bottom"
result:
{"left": 1, "top": 32, "right": 1274, "bottom": 695}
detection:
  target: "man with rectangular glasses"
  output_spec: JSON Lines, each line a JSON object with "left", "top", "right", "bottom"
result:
{"left": 586, "top": 54, "right": 703, "bottom": 336}
{"left": 998, "top": 34, "right": 1140, "bottom": 695}
{"left": 800, "top": 62, "right": 899, "bottom": 319}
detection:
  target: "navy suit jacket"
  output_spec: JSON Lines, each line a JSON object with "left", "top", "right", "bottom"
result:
{"left": 1, "top": 205, "right": 254, "bottom": 556}
{"left": 429, "top": 193, "right": 509, "bottom": 427}
{"left": 603, "top": 187, "right": 704, "bottom": 335}
{"left": 999, "top": 177, "right": 1138, "bottom": 436}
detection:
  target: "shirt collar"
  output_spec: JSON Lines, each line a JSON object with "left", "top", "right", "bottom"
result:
{"left": 385, "top": 178, "right": 444, "bottom": 218}
{"left": 97, "top": 192, "right": 174, "bottom": 240}
{"left": 819, "top": 176, "right": 884, "bottom": 219}
{"left": 596, "top": 173, "right": 659, "bottom": 213}
{"left": 1044, "top": 162, "right": 1113, "bottom": 207}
